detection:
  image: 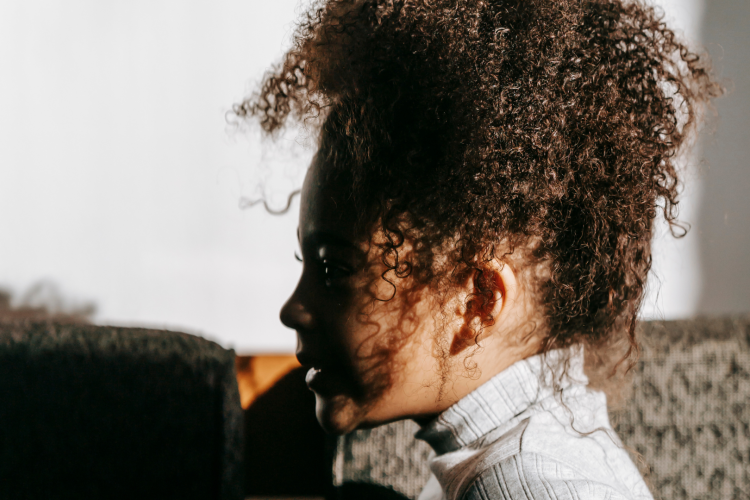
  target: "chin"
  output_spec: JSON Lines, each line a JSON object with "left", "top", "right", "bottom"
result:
{"left": 313, "top": 392, "right": 366, "bottom": 435}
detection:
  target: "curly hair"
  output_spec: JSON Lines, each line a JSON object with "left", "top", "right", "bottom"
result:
{"left": 235, "top": 0, "right": 720, "bottom": 378}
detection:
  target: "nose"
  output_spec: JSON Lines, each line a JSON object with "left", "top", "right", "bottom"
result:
{"left": 280, "top": 292, "right": 315, "bottom": 332}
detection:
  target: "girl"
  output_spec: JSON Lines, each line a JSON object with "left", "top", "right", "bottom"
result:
{"left": 236, "top": 0, "right": 720, "bottom": 498}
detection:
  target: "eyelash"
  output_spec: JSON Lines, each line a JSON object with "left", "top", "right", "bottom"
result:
{"left": 322, "top": 259, "right": 352, "bottom": 287}
{"left": 294, "top": 251, "right": 352, "bottom": 287}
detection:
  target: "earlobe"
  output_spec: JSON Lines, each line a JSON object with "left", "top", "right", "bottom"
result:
{"left": 450, "top": 322, "right": 479, "bottom": 356}
{"left": 449, "top": 265, "right": 507, "bottom": 356}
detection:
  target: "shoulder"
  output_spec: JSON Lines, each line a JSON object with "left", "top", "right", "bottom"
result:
{"left": 439, "top": 410, "right": 651, "bottom": 500}
{"left": 431, "top": 391, "right": 651, "bottom": 500}
{"left": 463, "top": 400, "right": 622, "bottom": 482}
{"left": 461, "top": 452, "right": 636, "bottom": 500}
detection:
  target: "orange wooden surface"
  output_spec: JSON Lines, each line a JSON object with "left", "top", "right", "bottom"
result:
{"left": 235, "top": 355, "right": 300, "bottom": 409}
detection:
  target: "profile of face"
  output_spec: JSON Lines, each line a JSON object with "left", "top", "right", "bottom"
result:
{"left": 280, "top": 153, "right": 533, "bottom": 434}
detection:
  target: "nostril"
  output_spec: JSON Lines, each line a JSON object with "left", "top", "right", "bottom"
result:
{"left": 280, "top": 300, "right": 315, "bottom": 330}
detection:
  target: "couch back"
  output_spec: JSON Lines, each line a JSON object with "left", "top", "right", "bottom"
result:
{"left": 0, "top": 319, "right": 244, "bottom": 500}
{"left": 333, "top": 317, "right": 750, "bottom": 500}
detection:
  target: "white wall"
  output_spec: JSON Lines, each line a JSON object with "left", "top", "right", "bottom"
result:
{"left": 0, "top": 0, "right": 310, "bottom": 353}
{"left": 639, "top": 0, "right": 707, "bottom": 319}
{"left": 0, "top": 0, "right": 711, "bottom": 353}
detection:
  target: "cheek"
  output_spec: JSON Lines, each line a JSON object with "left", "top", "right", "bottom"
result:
{"left": 349, "top": 294, "right": 447, "bottom": 425}
{"left": 326, "top": 287, "right": 413, "bottom": 403}
{"left": 316, "top": 269, "right": 438, "bottom": 428}
{"left": 348, "top": 286, "right": 434, "bottom": 395}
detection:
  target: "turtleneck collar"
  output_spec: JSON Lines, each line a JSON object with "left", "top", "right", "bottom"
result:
{"left": 414, "top": 347, "right": 588, "bottom": 455}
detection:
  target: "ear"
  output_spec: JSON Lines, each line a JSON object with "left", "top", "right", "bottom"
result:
{"left": 449, "top": 259, "right": 518, "bottom": 356}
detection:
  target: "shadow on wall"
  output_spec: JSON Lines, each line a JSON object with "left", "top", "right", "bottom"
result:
{"left": 697, "top": 0, "right": 750, "bottom": 314}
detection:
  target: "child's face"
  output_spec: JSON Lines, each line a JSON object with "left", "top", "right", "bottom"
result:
{"left": 280, "top": 154, "right": 450, "bottom": 434}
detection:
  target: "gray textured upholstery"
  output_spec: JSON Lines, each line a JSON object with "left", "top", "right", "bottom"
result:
{"left": 334, "top": 418, "right": 430, "bottom": 499}
{"left": 333, "top": 317, "right": 750, "bottom": 500}
{"left": 619, "top": 318, "right": 750, "bottom": 500}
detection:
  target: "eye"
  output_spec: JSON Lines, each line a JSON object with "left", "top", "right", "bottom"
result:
{"left": 294, "top": 251, "right": 303, "bottom": 263}
{"left": 322, "top": 259, "right": 352, "bottom": 287}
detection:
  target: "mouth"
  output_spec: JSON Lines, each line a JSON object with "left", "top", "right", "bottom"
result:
{"left": 304, "top": 366, "right": 322, "bottom": 386}
{"left": 295, "top": 351, "right": 323, "bottom": 371}
{"left": 295, "top": 351, "right": 311, "bottom": 366}
{"left": 304, "top": 365, "right": 343, "bottom": 396}
{"left": 297, "top": 352, "right": 343, "bottom": 396}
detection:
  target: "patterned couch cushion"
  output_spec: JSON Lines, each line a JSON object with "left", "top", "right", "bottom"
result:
{"left": 618, "top": 317, "right": 750, "bottom": 500}
{"left": 333, "top": 317, "right": 750, "bottom": 500}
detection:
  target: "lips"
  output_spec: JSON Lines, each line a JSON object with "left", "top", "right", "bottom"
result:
{"left": 304, "top": 366, "right": 328, "bottom": 392}
{"left": 306, "top": 365, "right": 346, "bottom": 396}
{"left": 304, "top": 367, "right": 322, "bottom": 385}
{"left": 295, "top": 351, "right": 326, "bottom": 370}
{"left": 297, "top": 351, "right": 346, "bottom": 397}
{"left": 296, "top": 351, "right": 326, "bottom": 382}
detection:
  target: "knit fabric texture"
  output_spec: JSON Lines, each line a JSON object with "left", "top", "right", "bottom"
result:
{"left": 0, "top": 319, "right": 244, "bottom": 500}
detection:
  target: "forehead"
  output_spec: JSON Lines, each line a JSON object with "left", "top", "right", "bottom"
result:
{"left": 299, "top": 153, "right": 359, "bottom": 243}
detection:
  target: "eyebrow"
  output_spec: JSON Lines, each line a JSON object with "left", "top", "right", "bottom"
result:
{"left": 300, "top": 229, "right": 359, "bottom": 251}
